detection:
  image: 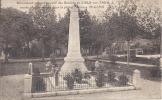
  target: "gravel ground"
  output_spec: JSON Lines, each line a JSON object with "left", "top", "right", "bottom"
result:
{"left": 31, "top": 78, "right": 162, "bottom": 100}
{"left": 0, "top": 75, "right": 161, "bottom": 100}
{"left": 0, "top": 75, "right": 24, "bottom": 100}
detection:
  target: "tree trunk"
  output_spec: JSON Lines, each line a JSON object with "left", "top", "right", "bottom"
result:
{"left": 160, "top": 24, "right": 162, "bottom": 70}
{"left": 41, "top": 38, "right": 45, "bottom": 61}
{"left": 4, "top": 43, "right": 8, "bottom": 63}
{"left": 0, "top": 62, "right": 2, "bottom": 76}
{"left": 127, "top": 41, "right": 130, "bottom": 67}
{"left": 160, "top": 24, "right": 162, "bottom": 58}
{"left": 26, "top": 42, "right": 30, "bottom": 58}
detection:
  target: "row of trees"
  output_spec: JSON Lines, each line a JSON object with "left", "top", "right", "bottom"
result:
{"left": 0, "top": 0, "right": 161, "bottom": 62}
{"left": 0, "top": 3, "right": 65, "bottom": 61}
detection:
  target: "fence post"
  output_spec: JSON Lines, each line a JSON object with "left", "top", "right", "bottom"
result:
{"left": 28, "top": 62, "right": 33, "bottom": 75}
{"left": 24, "top": 74, "right": 32, "bottom": 93}
{"left": 133, "top": 69, "right": 141, "bottom": 89}
{"left": 24, "top": 62, "right": 33, "bottom": 97}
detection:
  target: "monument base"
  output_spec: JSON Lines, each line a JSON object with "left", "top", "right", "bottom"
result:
{"left": 59, "top": 56, "right": 88, "bottom": 74}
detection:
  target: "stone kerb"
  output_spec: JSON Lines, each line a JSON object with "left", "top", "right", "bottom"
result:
{"left": 133, "top": 69, "right": 141, "bottom": 89}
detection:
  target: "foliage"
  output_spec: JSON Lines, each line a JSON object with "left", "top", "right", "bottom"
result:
{"left": 63, "top": 74, "right": 75, "bottom": 89}
{"left": 102, "top": 0, "right": 161, "bottom": 65}
{"left": 55, "top": 9, "right": 70, "bottom": 48}
{"left": 95, "top": 62, "right": 105, "bottom": 72}
{"left": 107, "top": 71, "right": 116, "bottom": 82}
{"left": 103, "top": 0, "right": 160, "bottom": 54}
{"left": 0, "top": 8, "right": 35, "bottom": 61}
{"left": 29, "top": 2, "right": 57, "bottom": 59}
{"left": 136, "top": 1, "right": 161, "bottom": 34}
{"left": 29, "top": 2, "right": 57, "bottom": 28}
{"left": 72, "top": 69, "right": 83, "bottom": 84}
{"left": 84, "top": 72, "right": 91, "bottom": 79}
{"left": 104, "top": 0, "right": 138, "bottom": 41}
{"left": 118, "top": 74, "right": 129, "bottom": 86}
{"left": 0, "top": 1, "right": 161, "bottom": 59}
{"left": 95, "top": 71, "right": 105, "bottom": 87}
{"left": 32, "top": 76, "right": 46, "bottom": 92}
{"left": 109, "top": 55, "right": 117, "bottom": 64}
{"left": 79, "top": 9, "right": 93, "bottom": 48}
{"left": 32, "top": 68, "right": 46, "bottom": 92}
{"left": 150, "top": 67, "right": 161, "bottom": 78}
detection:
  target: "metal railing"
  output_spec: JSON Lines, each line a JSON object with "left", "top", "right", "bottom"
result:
{"left": 31, "top": 71, "right": 133, "bottom": 93}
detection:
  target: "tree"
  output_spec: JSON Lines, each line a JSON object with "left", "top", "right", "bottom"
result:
{"left": 55, "top": 9, "right": 70, "bottom": 53}
{"left": 136, "top": 1, "right": 161, "bottom": 54}
{"left": 79, "top": 9, "right": 92, "bottom": 48}
{"left": 15, "top": 13, "right": 36, "bottom": 58}
{"left": 136, "top": 0, "right": 161, "bottom": 34}
{"left": 89, "top": 17, "right": 105, "bottom": 55}
{"left": 79, "top": 9, "right": 102, "bottom": 55}
{"left": 103, "top": 0, "right": 140, "bottom": 65}
{"left": 29, "top": 2, "right": 57, "bottom": 60}
{"left": 103, "top": 0, "right": 161, "bottom": 65}
{"left": 0, "top": 8, "right": 29, "bottom": 62}
{"left": 105, "top": 0, "right": 161, "bottom": 42}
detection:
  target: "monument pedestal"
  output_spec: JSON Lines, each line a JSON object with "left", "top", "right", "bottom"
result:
{"left": 60, "top": 57, "right": 87, "bottom": 74}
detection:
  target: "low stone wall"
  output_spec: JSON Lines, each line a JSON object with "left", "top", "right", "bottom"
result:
{"left": 24, "top": 86, "right": 136, "bottom": 98}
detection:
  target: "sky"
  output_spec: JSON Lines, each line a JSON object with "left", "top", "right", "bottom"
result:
{"left": 1, "top": 0, "right": 162, "bottom": 19}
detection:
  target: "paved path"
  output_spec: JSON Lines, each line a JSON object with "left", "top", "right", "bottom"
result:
{"left": 136, "top": 54, "right": 160, "bottom": 59}
{"left": 97, "top": 59, "right": 156, "bottom": 68}
{"left": 117, "top": 54, "right": 160, "bottom": 59}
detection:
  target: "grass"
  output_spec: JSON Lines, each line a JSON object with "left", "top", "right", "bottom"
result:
{"left": 0, "top": 60, "right": 64, "bottom": 76}
{"left": 0, "top": 59, "right": 157, "bottom": 80}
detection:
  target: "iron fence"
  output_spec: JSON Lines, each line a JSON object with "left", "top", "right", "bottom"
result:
{"left": 31, "top": 71, "right": 133, "bottom": 93}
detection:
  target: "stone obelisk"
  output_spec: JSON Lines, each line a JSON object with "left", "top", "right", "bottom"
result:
{"left": 60, "top": 5, "right": 88, "bottom": 74}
